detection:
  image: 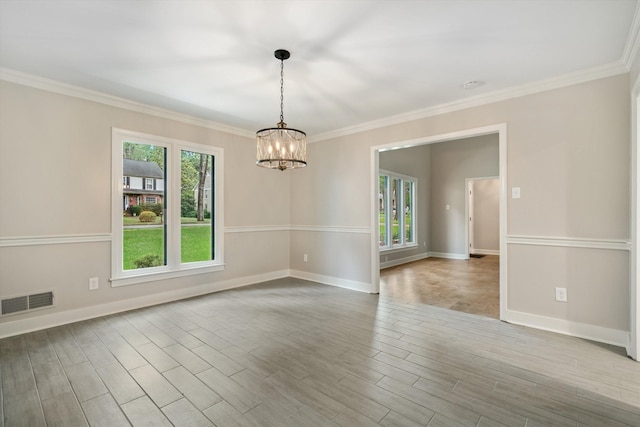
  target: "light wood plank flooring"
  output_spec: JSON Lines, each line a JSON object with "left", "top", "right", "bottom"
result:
{"left": 380, "top": 256, "right": 500, "bottom": 319}
{"left": 1, "top": 277, "right": 639, "bottom": 426}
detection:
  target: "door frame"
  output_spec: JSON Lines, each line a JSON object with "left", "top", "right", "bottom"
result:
{"left": 370, "top": 123, "right": 508, "bottom": 320}
{"left": 465, "top": 176, "right": 500, "bottom": 259}
{"left": 631, "top": 77, "right": 639, "bottom": 361}
{"left": 467, "top": 179, "right": 475, "bottom": 258}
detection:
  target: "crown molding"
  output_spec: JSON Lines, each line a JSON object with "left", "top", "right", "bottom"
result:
{"left": 0, "top": 67, "right": 255, "bottom": 139}
{"left": 310, "top": 61, "right": 628, "bottom": 143}
{"left": 622, "top": 0, "right": 640, "bottom": 69}
{"left": 1, "top": 61, "right": 629, "bottom": 146}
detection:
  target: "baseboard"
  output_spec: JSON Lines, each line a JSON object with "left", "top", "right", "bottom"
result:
{"left": 4, "top": 271, "right": 628, "bottom": 352}
{"left": 380, "top": 252, "right": 430, "bottom": 269}
{"left": 504, "top": 309, "right": 630, "bottom": 349}
{"left": 471, "top": 249, "right": 500, "bottom": 256}
{"left": 428, "top": 252, "right": 467, "bottom": 260}
{"left": 0, "top": 269, "right": 289, "bottom": 339}
{"left": 289, "top": 270, "right": 375, "bottom": 293}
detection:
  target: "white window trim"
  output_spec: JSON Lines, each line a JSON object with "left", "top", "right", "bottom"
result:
{"left": 379, "top": 169, "right": 417, "bottom": 252}
{"left": 111, "top": 128, "right": 224, "bottom": 287}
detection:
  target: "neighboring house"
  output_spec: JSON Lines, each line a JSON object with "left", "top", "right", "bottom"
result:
{"left": 193, "top": 172, "right": 212, "bottom": 213}
{"left": 122, "top": 159, "right": 164, "bottom": 211}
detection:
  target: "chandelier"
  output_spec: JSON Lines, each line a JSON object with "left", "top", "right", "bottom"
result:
{"left": 256, "top": 49, "right": 307, "bottom": 171}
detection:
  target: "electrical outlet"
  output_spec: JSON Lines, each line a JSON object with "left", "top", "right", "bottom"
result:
{"left": 89, "top": 277, "right": 99, "bottom": 291}
{"left": 303, "top": 254, "right": 308, "bottom": 262}
{"left": 555, "top": 287, "right": 567, "bottom": 302}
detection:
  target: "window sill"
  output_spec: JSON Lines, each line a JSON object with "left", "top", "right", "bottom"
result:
{"left": 110, "top": 263, "right": 225, "bottom": 288}
{"left": 380, "top": 243, "right": 419, "bottom": 254}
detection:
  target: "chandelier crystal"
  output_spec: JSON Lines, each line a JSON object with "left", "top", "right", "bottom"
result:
{"left": 256, "top": 49, "right": 307, "bottom": 171}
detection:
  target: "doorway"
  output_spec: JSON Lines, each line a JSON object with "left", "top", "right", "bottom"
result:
{"left": 370, "top": 124, "right": 507, "bottom": 320}
{"left": 466, "top": 177, "right": 500, "bottom": 259}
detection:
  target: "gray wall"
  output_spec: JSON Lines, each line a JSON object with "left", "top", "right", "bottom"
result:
{"left": 290, "top": 74, "right": 631, "bottom": 334}
{"left": 630, "top": 50, "right": 640, "bottom": 88}
{"left": 0, "top": 71, "right": 633, "bottom": 344}
{"left": 430, "top": 135, "right": 499, "bottom": 255}
{"left": 379, "top": 145, "right": 430, "bottom": 264}
{"left": 0, "top": 80, "right": 291, "bottom": 332}
{"left": 472, "top": 178, "right": 500, "bottom": 253}
{"left": 377, "top": 136, "right": 499, "bottom": 262}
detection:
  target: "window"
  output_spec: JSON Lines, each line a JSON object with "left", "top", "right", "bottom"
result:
{"left": 180, "top": 149, "right": 214, "bottom": 264}
{"left": 379, "top": 175, "right": 388, "bottom": 247}
{"left": 112, "top": 129, "right": 224, "bottom": 286}
{"left": 379, "top": 170, "right": 416, "bottom": 250}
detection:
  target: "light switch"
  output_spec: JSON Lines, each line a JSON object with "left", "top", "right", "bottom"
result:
{"left": 511, "top": 187, "right": 521, "bottom": 199}
{"left": 446, "top": 204, "right": 450, "bottom": 210}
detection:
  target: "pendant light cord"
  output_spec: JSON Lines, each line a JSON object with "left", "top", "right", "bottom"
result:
{"left": 280, "top": 58, "right": 285, "bottom": 124}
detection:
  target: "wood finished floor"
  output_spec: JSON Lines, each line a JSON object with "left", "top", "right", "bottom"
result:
{"left": 380, "top": 256, "right": 500, "bottom": 319}
{"left": 1, "top": 277, "right": 639, "bottom": 427}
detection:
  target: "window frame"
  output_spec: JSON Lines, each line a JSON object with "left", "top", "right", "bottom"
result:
{"left": 379, "top": 169, "right": 417, "bottom": 252}
{"left": 111, "top": 128, "right": 224, "bottom": 287}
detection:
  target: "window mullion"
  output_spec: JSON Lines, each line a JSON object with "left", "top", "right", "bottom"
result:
{"left": 168, "top": 145, "right": 180, "bottom": 270}
{"left": 386, "top": 176, "right": 392, "bottom": 248}
{"left": 399, "top": 179, "right": 405, "bottom": 246}
{"left": 410, "top": 180, "right": 416, "bottom": 244}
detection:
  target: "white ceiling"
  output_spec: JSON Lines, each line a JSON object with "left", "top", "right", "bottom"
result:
{"left": 1, "top": 0, "right": 638, "bottom": 138}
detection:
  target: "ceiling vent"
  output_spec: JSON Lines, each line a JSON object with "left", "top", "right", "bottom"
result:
{"left": 1, "top": 291, "right": 54, "bottom": 316}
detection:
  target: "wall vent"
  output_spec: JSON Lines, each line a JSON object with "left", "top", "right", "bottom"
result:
{"left": 1, "top": 291, "right": 54, "bottom": 316}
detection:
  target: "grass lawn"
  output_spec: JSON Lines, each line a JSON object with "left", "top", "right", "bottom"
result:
{"left": 123, "top": 227, "right": 163, "bottom": 270}
{"left": 379, "top": 213, "right": 412, "bottom": 244}
{"left": 123, "top": 216, "right": 200, "bottom": 226}
{"left": 123, "top": 224, "right": 212, "bottom": 270}
{"left": 181, "top": 226, "right": 213, "bottom": 263}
